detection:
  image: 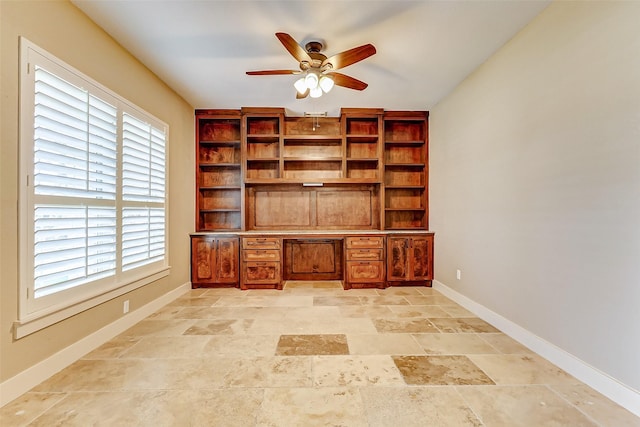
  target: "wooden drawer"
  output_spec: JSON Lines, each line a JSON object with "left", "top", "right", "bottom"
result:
{"left": 243, "top": 261, "right": 281, "bottom": 284}
{"left": 242, "top": 237, "right": 281, "bottom": 250}
{"left": 346, "top": 261, "right": 385, "bottom": 282}
{"left": 242, "top": 249, "right": 280, "bottom": 262}
{"left": 346, "top": 248, "right": 384, "bottom": 261}
{"left": 346, "top": 236, "right": 384, "bottom": 249}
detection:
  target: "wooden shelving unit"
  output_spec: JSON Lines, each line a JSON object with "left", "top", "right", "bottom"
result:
{"left": 195, "top": 108, "right": 428, "bottom": 232}
{"left": 383, "top": 111, "right": 429, "bottom": 230}
{"left": 195, "top": 110, "right": 242, "bottom": 231}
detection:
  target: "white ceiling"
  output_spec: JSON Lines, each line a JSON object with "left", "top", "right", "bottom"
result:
{"left": 72, "top": 0, "right": 550, "bottom": 117}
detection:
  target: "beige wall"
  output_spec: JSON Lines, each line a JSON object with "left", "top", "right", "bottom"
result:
{"left": 1, "top": 1, "right": 194, "bottom": 381}
{"left": 431, "top": 0, "right": 640, "bottom": 392}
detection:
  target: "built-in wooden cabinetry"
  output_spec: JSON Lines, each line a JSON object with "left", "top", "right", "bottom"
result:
{"left": 345, "top": 236, "right": 386, "bottom": 289}
{"left": 387, "top": 234, "right": 434, "bottom": 286}
{"left": 191, "top": 235, "right": 239, "bottom": 287}
{"left": 240, "top": 237, "right": 282, "bottom": 290}
{"left": 191, "top": 107, "right": 432, "bottom": 289}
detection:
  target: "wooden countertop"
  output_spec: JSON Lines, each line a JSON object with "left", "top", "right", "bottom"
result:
{"left": 190, "top": 230, "right": 434, "bottom": 236}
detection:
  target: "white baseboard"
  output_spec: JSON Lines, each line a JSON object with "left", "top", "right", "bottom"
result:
{"left": 0, "top": 282, "right": 191, "bottom": 407}
{"left": 433, "top": 280, "right": 640, "bottom": 418}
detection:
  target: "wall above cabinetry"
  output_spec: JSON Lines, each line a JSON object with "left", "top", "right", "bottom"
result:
{"left": 195, "top": 108, "right": 428, "bottom": 232}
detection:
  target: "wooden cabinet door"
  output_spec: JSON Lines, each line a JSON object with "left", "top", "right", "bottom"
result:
{"left": 410, "top": 236, "right": 432, "bottom": 280}
{"left": 215, "top": 237, "right": 239, "bottom": 283}
{"left": 387, "top": 235, "right": 433, "bottom": 282}
{"left": 387, "top": 236, "right": 410, "bottom": 281}
{"left": 191, "top": 236, "right": 216, "bottom": 286}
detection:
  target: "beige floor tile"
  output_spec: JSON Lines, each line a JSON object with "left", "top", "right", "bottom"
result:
{"left": 215, "top": 295, "right": 313, "bottom": 307}
{"left": 119, "top": 318, "right": 196, "bottom": 337}
{"left": 468, "top": 354, "right": 580, "bottom": 385}
{"left": 167, "top": 295, "right": 221, "bottom": 307}
{"left": 393, "top": 355, "right": 495, "bottom": 385}
{"left": 28, "top": 389, "right": 263, "bottom": 427}
{"left": 169, "top": 305, "right": 218, "bottom": 319}
{"left": 32, "top": 359, "right": 136, "bottom": 392}
{"left": 373, "top": 317, "right": 440, "bottom": 333}
{"left": 203, "top": 334, "right": 279, "bottom": 356}
{"left": 440, "top": 304, "right": 478, "bottom": 317}
{"left": 405, "top": 294, "right": 455, "bottom": 305}
{"left": 347, "top": 333, "right": 425, "bottom": 355}
{"left": 182, "top": 318, "right": 254, "bottom": 335}
{"left": 412, "top": 333, "right": 499, "bottom": 355}
{"left": 376, "top": 286, "right": 426, "bottom": 296}
{"left": 200, "top": 287, "right": 245, "bottom": 296}
{"left": 276, "top": 334, "right": 349, "bottom": 355}
{"left": 119, "top": 335, "right": 210, "bottom": 358}
{"left": 248, "top": 316, "right": 378, "bottom": 334}
{"left": 358, "top": 296, "right": 410, "bottom": 306}
{"left": 119, "top": 357, "right": 233, "bottom": 390}
{"left": 146, "top": 304, "right": 185, "bottom": 319}
{"left": 360, "top": 386, "right": 482, "bottom": 426}
{"left": 416, "top": 287, "right": 442, "bottom": 295}
{"left": 285, "top": 280, "right": 343, "bottom": 289}
{"left": 313, "top": 355, "right": 405, "bottom": 386}
{"left": 429, "top": 317, "right": 501, "bottom": 333}
{"left": 314, "top": 295, "right": 363, "bottom": 306}
{"left": 387, "top": 304, "right": 451, "bottom": 318}
{"left": 479, "top": 332, "right": 534, "bottom": 354}
{"left": 0, "top": 392, "right": 66, "bottom": 427}
{"left": 458, "top": 385, "right": 598, "bottom": 426}
{"left": 81, "top": 336, "right": 141, "bottom": 359}
{"left": 224, "top": 356, "right": 313, "bottom": 387}
{"left": 550, "top": 383, "right": 640, "bottom": 427}
{"left": 337, "top": 304, "right": 395, "bottom": 318}
{"left": 258, "top": 387, "right": 367, "bottom": 427}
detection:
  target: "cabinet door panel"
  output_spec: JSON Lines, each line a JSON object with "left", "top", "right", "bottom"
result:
{"left": 387, "top": 237, "right": 410, "bottom": 281}
{"left": 216, "top": 238, "right": 239, "bottom": 283}
{"left": 411, "top": 237, "right": 431, "bottom": 280}
{"left": 192, "top": 238, "right": 215, "bottom": 283}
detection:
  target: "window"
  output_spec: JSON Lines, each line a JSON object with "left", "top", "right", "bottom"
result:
{"left": 17, "top": 38, "right": 169, "bottom": 337}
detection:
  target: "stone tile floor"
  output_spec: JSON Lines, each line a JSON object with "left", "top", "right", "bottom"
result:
{"left": 2, "top": 281, "right": 639, "bottom": 426}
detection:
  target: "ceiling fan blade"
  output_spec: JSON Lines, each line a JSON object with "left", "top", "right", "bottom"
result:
{"left": 246, "top": 70, "right": 299, "bottom": 75}
{"left": 276, "top": 32, "right": 312, "bottom": 64}
{"left": 328, "top": 72, "right": 368, "bottom": 90}
{"left": 322, "top": 44, "right": 376, "bottom": 70}
{"left": 296, "top": 88, "right": 310, "bottom": 99}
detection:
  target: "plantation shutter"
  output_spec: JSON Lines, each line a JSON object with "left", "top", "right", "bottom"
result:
{"left": 122, "top": 113, "right": 166, "bottom": 271}
{"left": 32, "top": 66, "right": 118, "bottom": 298}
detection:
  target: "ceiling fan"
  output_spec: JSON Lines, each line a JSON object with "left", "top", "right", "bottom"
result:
{"left": 246, "top": 32, "right": 376, "bottom": 99}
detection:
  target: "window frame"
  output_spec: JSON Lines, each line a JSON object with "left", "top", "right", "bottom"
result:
{"left": 16, "top": 38, "right": 170, "bottom": 338}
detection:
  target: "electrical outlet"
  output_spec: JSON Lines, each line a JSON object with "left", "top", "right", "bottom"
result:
{"left": 456, "top": 269, "right": 461, "bottom": 280}
{"left": 123, "top": 300, "right": 129, "bottom": 314}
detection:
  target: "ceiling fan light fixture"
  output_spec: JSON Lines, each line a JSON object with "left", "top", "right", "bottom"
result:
{"left": 319, "top": 75, "right": 334, "bottom": 93}
{"left": 309, "top": 86, "right": 323, "bottom": 98}
{"left": 294, "top": 77, "right": 307, "bottom": 94}
{"left": 304, "top": 72, "right": 319, "bottom": 90}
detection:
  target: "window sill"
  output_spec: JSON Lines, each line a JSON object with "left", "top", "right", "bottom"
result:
{"left": 13, "top": 267, "right": 171, "bottom": 339}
